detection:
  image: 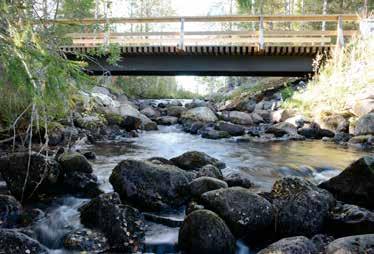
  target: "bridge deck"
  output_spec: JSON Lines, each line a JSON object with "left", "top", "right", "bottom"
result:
{"left": 49, "top": 14, "right": 359, "bottom": 76}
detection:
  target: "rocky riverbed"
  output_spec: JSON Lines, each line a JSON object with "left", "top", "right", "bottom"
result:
{"left": 0, "top": 85, "right": 373, "bottom": 253}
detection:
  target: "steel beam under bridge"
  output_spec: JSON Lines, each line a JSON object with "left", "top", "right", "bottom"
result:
{"left": 71, "top": 54, "right": 316, "bottom": 76}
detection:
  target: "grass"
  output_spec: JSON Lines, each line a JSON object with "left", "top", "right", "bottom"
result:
{"left": 283, "top": 35, "right": 374, "bottom": 118}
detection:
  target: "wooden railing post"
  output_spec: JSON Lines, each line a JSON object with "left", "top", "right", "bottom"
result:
{"left": 337, "top": 15, "right": 344, "bottom": 48}
{"left": 259, "top": 16, "right": 265, "bottom": 50}
{"left": 178, "top": 17, "right": 185, "bottom": 50}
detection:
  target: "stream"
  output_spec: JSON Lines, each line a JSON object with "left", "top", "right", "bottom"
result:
{"left": 32, "top": 125, "right": 371, "bottom": 253}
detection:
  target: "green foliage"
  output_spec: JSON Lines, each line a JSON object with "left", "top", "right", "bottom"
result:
{"left": 0, "top": 1, "right": 91, "bottom": 130}
{"left": 283, "top": 36, "right": 374, "bottom": 117}
{"left": 114, "top": 76, "right": 200, "bottom": 99}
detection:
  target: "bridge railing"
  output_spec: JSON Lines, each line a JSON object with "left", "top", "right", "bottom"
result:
{"left": 46, "top": 15, "right": 360, "bottom": 49}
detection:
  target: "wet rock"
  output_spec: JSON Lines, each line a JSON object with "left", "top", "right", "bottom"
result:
{"left": 224, "top": 172, "right": 252, "bottom": 188}
{"left": 311, "top": 234, "right": 334, "bottom": 253}
{"left": 215, "top": 121, "right": 245, "bottom": 136}
{"left": 266, "top": 122, "right": 298, "bottom": 137}
{"left": 333, "top": 132, "right": 352, "bottom": 143}
{"left": 167, "top": 105, "right": 186, "bottom": 117}
{"left": 223, "top": 111, "right": 253, "bottom": 125}
{"left": 143, "top": 120, "right": 158, "bottom": 131}
{"left": 143, "top": 213, "right": 182, "bottom": 227}
{"left": 201, "top": 129, "right": 230, "bottom": 139}
{"left": 257, "top": 236, "right": 318, "bottom": 254}
{"left": 0, "top": 229, "right": 48, "bottom": 253}
{"left": 178, "top": 209, "right": 236, "bottom": 254}
{"left": 186, "top": 201, "right": 204, "bottom": 215}
{"left": 63, "top": 228, "right": 109, "bottom": 252}
{"left": 298, "top": 123, "right": 335, "bottom": 139}
{"left": 188, "top": 177, "right": 228, "bottom": 198}
{"left": 201, "top": 187, "right": 273, "bottom": 242}
{"left": 270, "top": 177, "right": 335, "bottom": 237}
{"left": 83, "top": 151, "right": 96, "bottom": 160}
{"left": 189, "top": 122, "right": 205, "bottom": 134}
{"left": 80, "top": 192, "right": 144, "bottom": 252}
{"left": 140, "top": 106, "right": 160, "bottom": 120}
{"left": 197, "top": 164, "right": 223, "bottom": 180}
{"left": 146, "top": 157, "right": 174, "bottom": 165}
{"left": 327, "top": 202, "right": 374, "bottom": 237}
{"left": 155, "top": 116, "right": 179, "bottom": 125}
{"left": 181, "top": 107, "right": 218, "bottom": 123}
{"left": 110, "top": 160, "right": 190, "bottom": 211}
{"left": 325, "top": 234, "right": 374, "bottom": 254}
{"left": 354, "top": 113, "right": 374, "bottom": 136}
{"left": 0, "top": 195, "right": 22, "bottom": 228}
{"left": 57, "top": 152, "right": 93, "bottom": 174}
{"left": 319, "top": 156, "right": 374, "bottom": 209}
{"left": 62, "top": 171, "right": 102, "bottom": 198}
{"left": 170, "top": 151, "right": 225, "bottom": 171}
{"left": 0, "top": 152, "right": 60, "bottom": 201}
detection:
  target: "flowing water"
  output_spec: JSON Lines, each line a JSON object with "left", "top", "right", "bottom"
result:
{"left": 32, "top": 125, "right": 372, "bottom": 253}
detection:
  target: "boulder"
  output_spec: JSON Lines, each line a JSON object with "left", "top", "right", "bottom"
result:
{"left": 178, "top": 209, "right": 236, "bottom": 254}
{"left": 224, "top": 172, "right": 252, "bottom": 188}
{"left": 325, "top": 234, "right": 374, "bottom": 254}
{"left": 170, "top": 151, "right": 225, "bottom": 171}
{"left": 255, "top": 109, "right": 272, "bottom": 123}
{"left": 188, "top": 177, "right": 228, "bottom": 198}
{"left": 181, "top": 107, "right": 218, "bottom": 123}
{"left": 351, "top": 89, "right": 374, "bottom": 117}
{"left": 315, "top": 112, "right": 349, "bottom": 133}
{"left": 197, "top": 164, "right": 223, "bottom": 180}
{"left": 251, "top": 112, "right": 265, "bottom": 124}
{"left": 155, "top": 116, "right": 179, "bottom": 126}
{"left": 266, "top": 122, "right": 298, "bottom": 137}
{"left": 201, "top": 187, "right": 273, "bottom": 241}
{"left": 189, "top": 122, "right": 205, "bottom": 134}
{"left": 327, "top": 202, "right": 374, "bottom": 237}
{"left": 271, "top": 109, "right": 295, "bottom": 123}
{"left": 0, "top": 229, "right": 48, "bottom": 253}
{"left": 140, "top": 106, "right": 160, "bottom": 119}
{"left": 109, "top": 160, "right": 190, "bottom": 211}
{"left": 298, "top": 123, "right": 335, "bottom": 139}
{"left": 143, "top": 120, "right": 158, "bottom": 131}
{"left": 319, "top": 156, "right": 374, "bottom": 209}
{"left": 80, "top": 192, "right": 144, "bottom": 252}
{"left": 63, "top": 228, "right": 109, "bottom": 252}
{"left": 258, "top": 236, "right": 318, "bottom": 254}
{"left": 270, "top": 177, "right": 335, "bottom": 237}
{"left": 354, "top": 113, "right": 374, "bottom": 136}
{"left": 62, "top": 171, "right": 102, "bottom": 198}
{"left": 167, "top": 106, "right": 186, "bottom": 117}
{"left": 0, "top": 195, "right": 22, "bottom": 228}
{"left": 201, "top": 130, "right": 231, "bottom": 139}
{"left": 223, "top": 111, "right": 253, "bottom": 125}
{"left": 215, "top": 121, "right": 245, "bottom": 136}
{"left": 0, "top": 152, "right": 60, "bottom": 201}
{"left": 348, "top": 135, "right": 374, "bottom": 148}
{"left": 57, "top": 152, "right": 93, "bottom": 174}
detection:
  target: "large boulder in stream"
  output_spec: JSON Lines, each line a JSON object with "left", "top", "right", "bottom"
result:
{"left": 257, "top": 236, "right": 318, "bottom": 254}
{"left": 0, "top": 195, "right": 22, "bottom": 228}
{"left": 170, "top": 151, "right": 225, "bottom": 171}
{"left": 188, "top": 177, "right": 228, "bottom": 198}
{"left": 200, "top": 187, "right": 273, "bottom": 242}
{"left": 180, "top": 107, "right": 218, "bottom": 123}
{"left": 178, "top": 209, "right": 236, "bottom": 254}
{"left": 0, "top": 152, "right": 60, "bottom": 201}
{"left": 80, "top": 192, "right": 144, "bottom": 252}
{"left": 266, "top": 122, "right": 298, "bottom": 137}
{"left": 0, "top": 229, "right": 48, "bottom": 253}
{"left": 327, "top": 202, "right": 374, "bottom": 237}
{"left": 215, "top": 121, "right": 245, "bottom": 136}
{"left": 109, "top": 160, "right": 191, "bottom": 211}
{"left": 196, "top": 164, "right": 223, "bottom": 180}
{"left": 269, "top": 177, "right": 335, "bottom": 237}
{"left": 319, "top": 156, "right": 374, "bottom": 209}
{"left": 325, "top": 234, "right": 374, "bottom": 254}
{"left": 57, "top": 151, "right": 102, "bottom": 198}
{"left": 222, "top": 111, "right": 253, "bottom": 125}
{"left": 354, "top": 113, "right": 374, "bottom": 136}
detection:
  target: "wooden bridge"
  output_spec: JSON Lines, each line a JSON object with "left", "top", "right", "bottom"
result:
{"left": 52, "top": 14, "right": 360, "bottom": 76}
